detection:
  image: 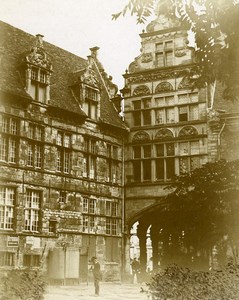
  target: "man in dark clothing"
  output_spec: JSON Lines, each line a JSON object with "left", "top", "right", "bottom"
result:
{"left": 91, "top": 256, "right": 101, "bottom": 296}
{"left": 131, "top": 258, "right": 140, "bottom": 283}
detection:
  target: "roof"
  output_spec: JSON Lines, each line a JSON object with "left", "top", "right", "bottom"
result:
{"left": 0, "top": 21, "right": 126, "bottom": 130}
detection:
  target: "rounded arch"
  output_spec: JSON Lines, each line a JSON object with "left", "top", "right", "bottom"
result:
{"left": 132, "top": 131, "right": 151, "bottom": 143}
{"left": 178, "top": 126, "right": 198, "bottom": 137}
{"left": 155, "top": 81, "right": 174, "bottom": 94}
{"left": 154, "top": 128, "right": 174, "bottom": 141}
{"left": 133, "top": 85, "right": 151, "bottom": 96}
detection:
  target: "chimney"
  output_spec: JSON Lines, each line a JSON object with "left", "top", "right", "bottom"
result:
{"left": 36, "top": 34, "right": 44, "bottom": 48}
{"left": 89, "top": 46, "right": 100, "bottom": 59}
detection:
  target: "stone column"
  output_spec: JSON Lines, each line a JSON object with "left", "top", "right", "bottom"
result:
{"left": 137, "top": 220, "right": 148, "bottom": 275}
{"left": 150, "top": 224, "right": 159, "bottom": 272}
{"left": 124, "top": 233, "right": 131, "bottom": 274}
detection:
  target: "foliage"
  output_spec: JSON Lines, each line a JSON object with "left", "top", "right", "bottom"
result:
{"left": 0, "top": 269, "right": 47, "bottom": 300}
{"left": 112, "top": 0, "right": 239, "bottom": 100}
{"left": 142, "top": 263, "right": 239, "bottom": 300}
{"left": 152, "top": 160, "right": 239, "bottom": 268}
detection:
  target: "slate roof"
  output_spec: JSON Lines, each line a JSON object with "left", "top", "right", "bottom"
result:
{"left": 0, "top": 21, "right": 126, "bottom": 130}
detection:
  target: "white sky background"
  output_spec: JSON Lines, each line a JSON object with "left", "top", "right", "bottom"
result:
{"left": 0, "top": 0, "right": 151, "bottom": 89}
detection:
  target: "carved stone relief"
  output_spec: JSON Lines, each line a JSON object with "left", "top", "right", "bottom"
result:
{"left": 155, "top": 129, "right": 174, "bottom": 140}
{"left": 141, "top": 53, "right": 153, "bottom": 63}
{"left": 133, "top": 85, "right": 151, "bottom": 96}
{"left": 178, "top": 126, "right": 198, "bottom": 137}
{"left": 155, "top": 82, "right": 174, "bottom": 93}
{"left": 178, "top": 76, "right": 192, "bottom": 90}
{"left": 132, "top": 131, "right": 151, "bottom": 143}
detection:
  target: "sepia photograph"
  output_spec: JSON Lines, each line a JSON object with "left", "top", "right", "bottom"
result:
{"left": 0, "top": 0, "right": 239, "bottom": 299}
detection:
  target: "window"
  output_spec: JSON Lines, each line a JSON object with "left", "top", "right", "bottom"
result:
{"left": 132, "top": 99, "right": 152, "bottom": 126}
{"left": 49, "top": 220, "right": 57, "bottom": 233}
{"left": 84, "top": 87, "right": 98, "bottom": 119}
{"left": 59, "top": 191, "right": 67, "bottom": 203}
{"left": 24, "top": 190, "right": 41, "bottom": 232}
{"left": 179, "top": 141, "right": 200, "bottom": 173}
{"left": 155, "top": 96, "right": 175, "bottom": 124}
{"left": 89, "top": 199, "right": 96, "bottom": 214}
{"left": 132, "top": 145, "right": 152, "bottom": 181}
{"left": 26, "top": 124, "right": 44, "bottom": 168}
{"left": 155, "top": 143, "right": 175, "bottom": 181}
{"left": 83, "top": 198, "right": 89, "bottom": 213}
{"left": 106, "top": 201, "right": 118, "bottom": 217}
{"left": 156, "top": 41, "right": 174, "bottom": 67}
{"left": 23, "top": 254, "right": 40, "bottom": 267}
{"left": 83, "top": 138, "right": 97, "bottom": 179}
{"left": 0, "top": 252, "right": 14, "bottom": 266}
{"left": 0, "top": 116, "right": 19, "bottom": 163}
{"left": 82, "top": 215, "right": 88, "bottom": 233}
{"left": 106, "top": 144, "right": 119, "bottom": 183}
{"left": 89, "top": 216, "right": 96, "bottom": 233}
{"left": 178, "top": 93, "right": 200, "bottom": 122}
{"left": 106, "top": 218, "right": 118, "bottom": 236}
{"left": 56, "top": 131, "right": 71, "bottom": 173}
{"left": 29, "top": 67, "right": 47, "bottom": 103}
{"left": 0, "top": 187, "right": 15, "bottom": 230}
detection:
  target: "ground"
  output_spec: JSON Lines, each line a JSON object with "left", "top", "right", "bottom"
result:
{"left": 44, "top": 282, "right": 150, "bottom": 300}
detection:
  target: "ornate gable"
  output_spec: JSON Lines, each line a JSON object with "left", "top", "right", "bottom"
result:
{"left": 25, "top": 34, "right": 52, "bottom": 70}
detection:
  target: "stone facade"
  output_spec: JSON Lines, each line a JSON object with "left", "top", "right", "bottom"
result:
{"left": 122, "top": 14, "right": 239, "bottom": 273}
{"left": 0, "top": 21, "right": 127, "bottom": 283}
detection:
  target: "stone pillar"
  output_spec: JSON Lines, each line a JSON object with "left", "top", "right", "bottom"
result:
{"left": 137, "top": 220, "right": 148, "bottom": 275}
{"left": 150, "top": 224, "right": 159, "bottom": 272}
{"left": 124, "top": 233, "right": 131, "bottom": 274}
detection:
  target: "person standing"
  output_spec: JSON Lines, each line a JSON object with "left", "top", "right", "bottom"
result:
{"left": 91, "top": 256, "right": 101, "bottom": 296}
{"left": 131, "top": 258, "right": 140, "bottom": 283}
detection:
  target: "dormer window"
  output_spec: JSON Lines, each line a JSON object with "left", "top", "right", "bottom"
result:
{"left": 24, "top": 34, "right": 52, "bottom": 104}
{"left": 29, "top": 67, "right": 47, "bottom": 103}
{"left": 84, "top": 86, "right": 99, "bottom": 120}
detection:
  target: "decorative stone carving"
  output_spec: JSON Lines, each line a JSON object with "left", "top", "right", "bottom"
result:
{"left": 155, "top": 129, "right": 174, "bottom": 140}
{"left": 175, "top": 46, "right": 187, "bottom": 57}
{"left": 25, "top": 35, "right": 52, "bottom": 69}
{"left": 146, "top": 15, "right": 180, "bottom": 33}
{"left": 155, "top": 82, "right": 174, "bottom": 93}
{"left": 129, "top": 61, "right": 140, "bottom": 73}
{"left": 82, "top": 66, "right": 99, "bottom": 88}
{"left": 207, "top": 109, "right": 220, "bottom": 123}
{"left": 133, "top": 85, "right": 150, "bottom": 96}
{"left": 178, "top": 76, "right": 192, "bottom": 90}
{"left": 127, "top": 69, "right": 191, "bottom": 84}
{"left": 132, "top": 131, "right": 151, "bottom": 143}
{"left": 142, "top": 53, "right": 153, "bottom": 63}
{"left": 178, "top": 126, "right": 198, "bottom": 137}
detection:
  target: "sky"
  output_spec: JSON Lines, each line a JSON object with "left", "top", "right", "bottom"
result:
{"left": 0, "top": 0, "right": 151, "bottom": 89}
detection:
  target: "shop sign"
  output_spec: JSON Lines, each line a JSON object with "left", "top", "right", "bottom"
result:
{"left": 7, "top": 236, "right": 19, "bottom": 247}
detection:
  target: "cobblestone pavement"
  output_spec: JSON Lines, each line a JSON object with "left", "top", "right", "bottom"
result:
{"left": 44, "top": 282, "right": 151, "bottom": 300}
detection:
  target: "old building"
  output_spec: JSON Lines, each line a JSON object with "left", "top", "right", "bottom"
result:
{"left": 0, "top": 21, "right": 127, "bottom": 284}
{"left": 122, "top": 14, "right": 239, "bottom": 273}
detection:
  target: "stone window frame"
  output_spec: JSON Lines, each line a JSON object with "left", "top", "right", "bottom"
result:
{"left": 82, "top": 137, "right": 97, "bottom": 179}
{"left": 84, "top": 85, "right": 99, "bottom": 120}
{"left": 132, "top": 97, "right": 152, "bottom": 126}
{"left": 0, "top": 186, "right": 15, "bottom": 230}
{"left": 24, "top": 189, "right": 41, "bottom": 232}
{"left": 132, "top": 143, "right": 152, "bottom": 182}
{"left": 56, "top": 131, "right": 72, "bottom": 174}
{"left": 29, "top": 66, "right": 48, "bottom": 103}
{"left": 155, "top": 40, "right": 174, "bottom": 68}
{"left": 0, "top": 115, "right": 19, "bottom": 164}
